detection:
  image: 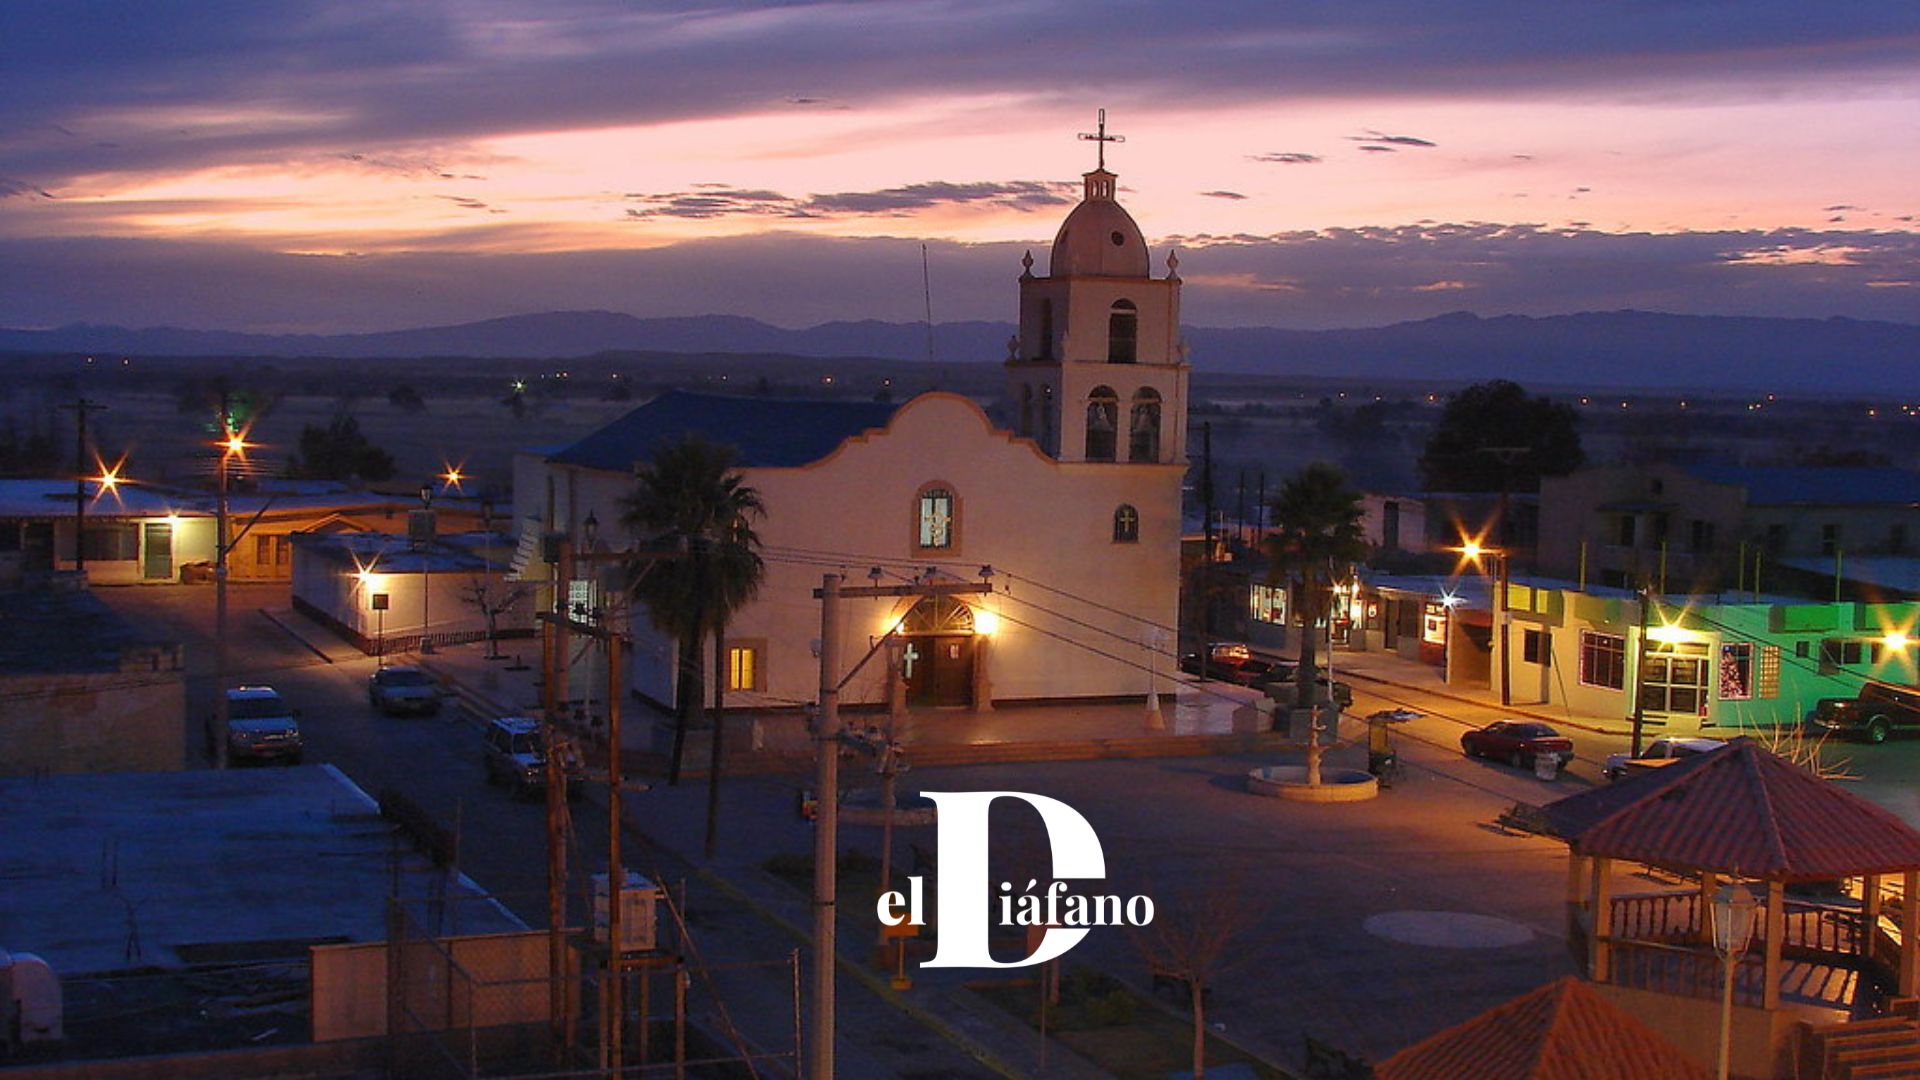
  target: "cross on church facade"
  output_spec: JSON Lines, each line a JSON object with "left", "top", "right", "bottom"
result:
{"left": 1078, "top": 108, "right": 1124, "bottom": 170}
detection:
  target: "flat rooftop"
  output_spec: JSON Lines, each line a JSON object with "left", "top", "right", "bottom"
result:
{"left": 0, "top": 764, "right": 522, "bottom": 976}
{"left": 0, "top": 584, "right": 175, "bottom": 674}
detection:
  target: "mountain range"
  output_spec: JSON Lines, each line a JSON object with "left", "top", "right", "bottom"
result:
{"left": 3, "top": 309, "right": 1915, "bottom": 394}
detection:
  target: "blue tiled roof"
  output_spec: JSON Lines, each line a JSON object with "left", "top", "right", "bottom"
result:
{"left": 548, "top": 391, "right": 902, "bottom": 470}
{"left": 1680, "top": 464, "right": 1920, "bottom": 506}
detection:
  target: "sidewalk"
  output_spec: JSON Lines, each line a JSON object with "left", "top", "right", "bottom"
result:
{"left": 1329, "top": 648, "right": 1633, "bottom": 737}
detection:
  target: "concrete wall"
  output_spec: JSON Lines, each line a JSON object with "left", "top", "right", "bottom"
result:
{"left": 0, "top": 666, "right": 187, "bottom": 776}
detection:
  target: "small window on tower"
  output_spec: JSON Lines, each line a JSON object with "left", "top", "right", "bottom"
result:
{"left": 1113, "top": 505, "right": 1139, "bottom": 543}
{"left": 1108, "top": 300, "right": 1138, "bottom": 364}
{"left": 1110, "top": 231, "right": 1125, "bottom": 246}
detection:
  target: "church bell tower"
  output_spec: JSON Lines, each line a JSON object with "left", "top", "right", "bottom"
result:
{"left": 1005, "top": 112, "right": 1189, "bottom": 467}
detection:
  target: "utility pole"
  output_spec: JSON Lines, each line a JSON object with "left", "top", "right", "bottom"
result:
{"left": 810, "top": 573, "right": 843, "bottom": 1080}
{"left": 1496, "top": 551, "right": 1512, "bottom": 708}
{"left": 62, "top": 397, "right": 107, "bottom": 574}
{"left": 1630, "top": 585, "right": 1654, "bottom": 757}
{"left": 214, "top": 391, "right": 235, "bottom": 768}
{"left": 809, "top": 574, "right": 990, "bottom": 1079}
{"left": 1198, "top": 422, "right": 1215, "bottom": 665}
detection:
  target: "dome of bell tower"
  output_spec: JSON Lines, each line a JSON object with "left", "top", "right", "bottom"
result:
{"left": 1049, "top": 168, "right": 1150, "bottom": 278}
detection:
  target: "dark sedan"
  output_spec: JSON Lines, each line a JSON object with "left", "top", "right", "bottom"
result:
{"left": 1461, "top": 720, "right": 1574, "bottom": 773}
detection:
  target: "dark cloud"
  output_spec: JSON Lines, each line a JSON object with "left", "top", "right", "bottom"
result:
{"left": 0, "top": 176, "right": 54, "bottom": 199}
{"left": 1357, "top": 145, "right": 1398, "bottom": 153}
{"left": 1201, "top": 190, "right": 1248, "bottom": 200}
{"left": 1, "top": 3, "right": 1914, "bottom": 186}
{"left": 1824, "top": 204, "right": 1861, "bottom": 211}
{"left": 625, "top": 180, "right": 1074, "bottom": 221}
{"left": 434, "top": 194, "right": 503, "bottom": 214}
{"left": 1249, "top": 152, "right": 1321, "bottom": 165}
{"left": 1350, "top": 130, "right": 1437, "bottom": 148}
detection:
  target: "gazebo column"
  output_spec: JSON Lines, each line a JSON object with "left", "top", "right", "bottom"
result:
{"left": 1763, "top": 878, "right": 1784, "bottom": 1010}
{"left": 1902, "top": 870, "right": 1919, "bottom": 997}
{"left": 1865, "top": 874, "right": 1882, "bottom": 964}
{"left": 1589, "top": 856, "right": 1613, "bottom": 981}
{"left": 1566, "top": 853, "right": 1588, "bottom": 937}
{"left": 1698, "top": 871, "right": 1718, "bottom": 945}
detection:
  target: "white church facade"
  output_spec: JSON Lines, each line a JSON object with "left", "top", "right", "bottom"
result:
{"left": 513, "top": 150, "right": 1189, "bottom": 715}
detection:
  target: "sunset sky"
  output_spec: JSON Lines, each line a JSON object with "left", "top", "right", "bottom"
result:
{"left": 2, "top": 1, "right": 1916, "bottom": 334}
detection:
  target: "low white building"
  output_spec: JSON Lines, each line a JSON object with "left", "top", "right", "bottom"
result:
{"left": 292, "top": 531, "right": 526, "bottom": 655}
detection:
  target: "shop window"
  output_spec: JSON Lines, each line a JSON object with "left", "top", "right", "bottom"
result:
{"left": 1719, "top": 642, "right": 1753, "bottom": 701}
{"left": 1523, "top": 629, "right": 1550, "bottom": 666}
{"left": 1249, "top": 583, "right": 1287, "bottom": 625}
{"left": 1579, "top": 631, "right": 1626, "bottom": 690}
{"left": 1107, "top": 300, "right": 1138, "bottom": 364}
{"left": 1757, "top": 645, "right": 1781, "bottom": 698}
{"left": 916, "top": 485, "right": 956, "bottom": 550}
{"left": 1112, "top": 505, "right": 1139, "bottom": 543}
{"left": 1616, "top": 515, "right": 1636, "bottom": 547}
{"left": 1128, "top": 389, "right": 1161, "bottom": 462}
{"left": 726, "top": 643, "right": 764, "bottom": 692}
{"left": 1819, "top": 638, "right": 1863, "bottom": 673}
{"left": 81, "top": 522, "right": 140, "bottom": 561}
{"left": 1085, "top": 387, "right": 1118, "bottom": 461}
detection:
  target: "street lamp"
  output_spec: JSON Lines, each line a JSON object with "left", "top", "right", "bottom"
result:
{"left": 417, "top": 481, "right": 435, "bottom": 654}
{"left": 1710, "top": 880, "right": 1759, "bottom": 1080}
{"left": 1457, "top": 538, "right": 1512, "bottom": 706}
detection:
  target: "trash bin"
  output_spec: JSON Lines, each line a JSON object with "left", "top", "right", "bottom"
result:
{"left": 1535, "top": 753, "right": 1561, "bottom": 781}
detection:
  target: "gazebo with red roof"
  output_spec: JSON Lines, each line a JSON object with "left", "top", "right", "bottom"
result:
{"left": 1543, "top": 737, "right": 1920, "bottom": 1077}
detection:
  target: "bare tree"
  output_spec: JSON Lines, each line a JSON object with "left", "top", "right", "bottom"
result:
{"left": 1131, "top": 871, "right": 1263, "bottom": 1080}
{"left": 461, "top": 576, "right": 531, "bottom": 659}
{"left": 1750, "top": 718, "right": 1856, "bottom": 781}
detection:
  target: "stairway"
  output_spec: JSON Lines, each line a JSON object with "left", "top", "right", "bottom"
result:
{"left": 1802, "top": 1000, "right": 1920, "bottom": 1079}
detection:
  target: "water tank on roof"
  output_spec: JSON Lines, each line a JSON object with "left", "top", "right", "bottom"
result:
{"left": 0, "top": 949, "right": 63, "bottom": 1047}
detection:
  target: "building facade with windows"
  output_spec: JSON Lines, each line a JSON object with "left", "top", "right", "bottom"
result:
{"left": 1494, "top": 583, "right": 1917, "bottom": 730}
{"left": 512, "top": 157, "right": 1187, "bottom": 713}
{"left": 1538, "top": 463, "right": 1920, "bottom": 596}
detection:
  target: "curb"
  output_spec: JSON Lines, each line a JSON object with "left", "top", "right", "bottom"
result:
{"left": 257, "top": 607, "right": 338, "bottom": 664}
{"left": 1337, "top": 668, "right": 1632, "bottom": 737}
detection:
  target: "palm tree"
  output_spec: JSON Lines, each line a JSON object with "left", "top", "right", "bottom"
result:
{"left": 1262, "top": 463, "right": 1367, "bottom": 713}
{"left": 620, "top": 435, "right": 766, "bottom": 806}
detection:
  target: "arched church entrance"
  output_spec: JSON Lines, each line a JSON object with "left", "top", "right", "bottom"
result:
{"left": 899, "top": 595, "right": 976, "bottom": 707}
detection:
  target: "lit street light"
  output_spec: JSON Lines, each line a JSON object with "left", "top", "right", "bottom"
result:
{"left": 1456, "top": 537, "right": 1512, "bottom": 707}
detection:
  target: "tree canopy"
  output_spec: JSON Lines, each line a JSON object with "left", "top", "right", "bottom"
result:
{"left": 1263, "top": 462, "right": 1368, "bottom": 710}
{"left": 285, "top": 415, "right": 395, "bottom": 482}
{"left": 621, "top": 434, "right": 766, "bottom": 786}
{"left": 1417, "top": 379, "right": 1583, "bottom": 492}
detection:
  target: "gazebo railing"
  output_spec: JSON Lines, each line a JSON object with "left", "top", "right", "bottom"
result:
{"left": 1604, "top": 938, "right": 1766, "bottom": 1007}
{"left": 1607, "top": 891, "right": 1870, "bottom": 959}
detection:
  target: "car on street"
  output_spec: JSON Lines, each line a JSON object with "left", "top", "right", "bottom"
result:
{"left": 1808, "top": 682, "right": 1920, "bottom": 744}
{"left": 367, "top": 665, "right": 443, "bottom": 716}
{"left": 210, "top": 686, "right": 304, "bottom": 765}
{"left": 483, "top": 716, "right": 582, "bottom": 799}
{"left": 1460, "top": 720, "right": 1573, "bottom": 773}
{"left": 1602, "top": 736, "right": 1727, "bottom": 780}
{"left": 1252, "top": 663, "right": 1355, "bottom": 708}
{"left": 1178, "top": 642, "right": 1278, "bottom": 685}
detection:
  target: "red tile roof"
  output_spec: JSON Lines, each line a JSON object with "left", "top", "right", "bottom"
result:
{"left": 1374, "top": 976, "right": 1709, "bottom": 1080}
{"left": 1542, "top": 737, "right": 1920, "bottom": 879}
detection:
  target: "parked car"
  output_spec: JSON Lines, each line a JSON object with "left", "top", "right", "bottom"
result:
{"left": 1252, "top": 663, "right": 1355, "bottom": 708}
{"left": 1178, "top": 642, "right": 1278, "bottom": 685}
{"left": 483, "top": 717, "right": 582, "bottom": 799}
{"left": 1603, "top": 736, "right": 1727, "bottom": 780}
{"left": 1460, "top": 720, "right": 1573, "bottom": 773}
{"left": 209, "top": 686, "right": 303, "bottom": 765}
{"left": 367, "top": 665, "right": 443, "bottom": 716}
{"left": 1808, "top": 682, "right": 1920, "bottom": 744}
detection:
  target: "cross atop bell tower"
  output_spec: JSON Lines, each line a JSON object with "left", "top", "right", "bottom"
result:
{"left": 1077, "top": 108, "right": 1125, "bottom": 171}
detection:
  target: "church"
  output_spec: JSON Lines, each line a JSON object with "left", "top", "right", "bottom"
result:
{"left": 512, "top": 133, "right": 1190, "bottom": 715}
